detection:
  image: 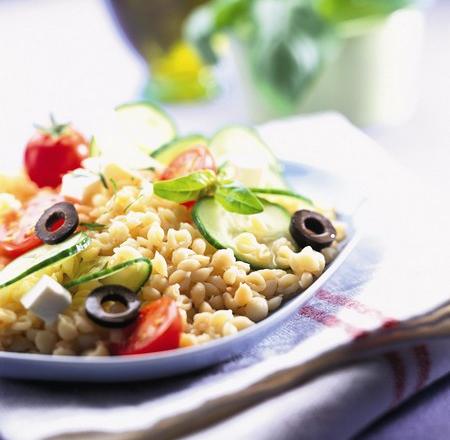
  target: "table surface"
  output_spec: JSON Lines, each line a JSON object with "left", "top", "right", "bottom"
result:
{"left": 0, "top": 0, "right": 449, "bottom": 438}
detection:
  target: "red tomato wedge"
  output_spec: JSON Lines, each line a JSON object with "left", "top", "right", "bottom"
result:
{"left": 0, "top": 235, "right": 43, "bottom": 260}
{"left": 160, "top": 146, "right": 216, "bottom": 181}
{"left": 0, "top": 192, "right": 63, "bottom": 259}
{"left": 114, "top": 297, "right": 182, "bottom": 356}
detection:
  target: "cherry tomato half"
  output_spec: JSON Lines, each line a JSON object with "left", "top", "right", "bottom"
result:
{"left": 0, "top": 192, "right": 63, "bottom": 259}
{"left": 114, "top": 297, "right": 182, "bottom": 356}
{"left": 24, "top": 117, "right": 89, "bottom": 188}
{"left": 0, "top": 235, "right": 43, "bottom": 260}
{"left": 160, "top": 146, "right": 216, "bottom": 181}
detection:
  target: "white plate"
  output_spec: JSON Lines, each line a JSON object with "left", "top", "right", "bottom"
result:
{"left": 0, "top": 161, "right": 364, "bottom": 382}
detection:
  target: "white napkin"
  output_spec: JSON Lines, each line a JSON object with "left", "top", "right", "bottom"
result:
{"left": 0, "top": 114, "right": 448, "bottom": 440}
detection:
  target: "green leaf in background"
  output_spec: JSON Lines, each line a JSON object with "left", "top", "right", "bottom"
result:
{"left": 215, "top": 183, "right": 264, "bottom": 215}
{"left": 248, "top": 0, "right": 337, "bottom": 112}
{"left": 315, "top": 0, "right": 417, "bottom": 23}
{"left": 185, "top": 0, "right": 418, "bottom": 111}
{"left": 153, "top": 170, "right": 217, "bottom": 203}
{"left": 185, "top": 0, "right": 249, "bottom": 64}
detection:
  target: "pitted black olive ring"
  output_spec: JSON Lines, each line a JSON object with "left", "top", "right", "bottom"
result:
{"left": 85, "top": 285, "right": 141, "bottom": 328}
{"left": 35, "top": 202, "right": 79, "bottom": 244}
{"left": 289, "top": 209, "right": 336, "bottom": 251}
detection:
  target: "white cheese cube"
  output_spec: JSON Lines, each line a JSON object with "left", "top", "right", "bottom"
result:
{"left": 81, "top": 157, "right": 103, "bottom": 173}
{"left": 60, "top": 169, "right": 102, "bottom": 203}
{"left": 82, "top": 150, "right": 164, "bottom": 174}
{"left": 227, "top": 153, "right": 268, "bottom": 187}
{"left": 83, "top": 158, "right": 152, "bottom": 188}
{"left": 20, "top": 275, "right": 72, "bottom": 324}
{"left": 102, "top": 162, "right": 142, "bottom": 188}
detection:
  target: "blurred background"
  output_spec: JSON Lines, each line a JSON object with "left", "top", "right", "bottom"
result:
{"left": 0, "top": 0, "right": 448, "bottom": 188}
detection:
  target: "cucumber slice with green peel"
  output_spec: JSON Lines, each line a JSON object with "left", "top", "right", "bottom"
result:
{"left": 115, "top": 101, "right": 177, "bottom": 154}
{"left": 252, "top": 188, "right": 336, "bottom": 219}
{"left": 209, "top": 126, "right": 282, "bottom": 173}
{"left": 0, "top": 233, "right": 90, "bottom": 289}
{"left": 192, "top": 197, "right": 293, "bottom": 269}
{"left": 151, "top": 135, "right": 208, "bottom": 165}
{"left": 92, "top": 102, "right": 177, "bottom": 168}
{"left": 65, "top": 257, "right": 152, "bottom": 292}
{"left": 251, "top": 188, "right": 314, "bottom": 210}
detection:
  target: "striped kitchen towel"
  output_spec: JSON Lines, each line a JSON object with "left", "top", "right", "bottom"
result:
{"left": 0, "top": 114, "right": 448, "bottom": 440}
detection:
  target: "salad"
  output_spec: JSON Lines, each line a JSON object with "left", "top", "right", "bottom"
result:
{"left": 0, "top": 103, "right": 345, "bottom": 357}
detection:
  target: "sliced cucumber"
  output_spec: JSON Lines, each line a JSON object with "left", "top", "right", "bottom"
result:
{"left": 65, "top": 257, "right": 151, "bottom": 292}
{"left": 92, "top": 102, "right": 177, "bottom": 168}
{"left": 251, "top": 188, "right": 314, "bottom": 213}
{"left": 193, "top": 197, "right": 293, "bottom": 269}
{"left": 0, "top": 233, "right": 90, "bottom": 289}
{"left": 151, "top": 135, "right": 208, "bottom": 165}
{"left": 115, "top": 101, "right": 177, "bottom": 154}
{"left": 251, "top": 188, "right": 335, "bottom": 219}
{"left": 209, "top": 125, "right": 282, "bottom": 173}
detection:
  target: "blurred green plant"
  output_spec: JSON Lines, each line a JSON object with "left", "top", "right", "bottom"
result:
{"left": 316, "top": 0, "right": 417, "bottom": 22}
{"left": 185, "top": 0, "right": 417, "bottom": 112}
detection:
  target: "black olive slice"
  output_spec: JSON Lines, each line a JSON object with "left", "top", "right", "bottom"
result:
{"left": 35, "top": 202, "right": 79, "bottom": 244}
{"left": 290, "top": 210, "right": 336, "bottom": 251}
{"left": 85, "top": 285, "right": 141, "bottom": 328}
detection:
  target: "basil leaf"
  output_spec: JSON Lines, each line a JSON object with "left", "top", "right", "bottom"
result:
{"left": 215, "top": 184, "right": 264, "bottom": 214}
{"left": 153, "top": 170, "right": 216, "bottom": 203}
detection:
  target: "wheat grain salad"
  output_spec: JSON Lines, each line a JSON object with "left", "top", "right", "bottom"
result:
{"left": 0, "top": 103, "right": 346, "bottom": 357}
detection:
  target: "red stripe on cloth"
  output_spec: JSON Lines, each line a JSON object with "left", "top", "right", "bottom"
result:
{"left": 413, "top": 345, "right": 431, "bottom": 391}
{"left": 299, "top": 305, "right": 363, "bottom": 337}
{"left": 384, "top": 352, "right": 407, "bottom": 407}
{"left": 316, "top": 289, "right": 398, "bottom": 327}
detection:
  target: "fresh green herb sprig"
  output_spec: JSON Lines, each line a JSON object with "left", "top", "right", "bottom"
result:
{"left": 99, "top": 172, "right": 109, "bottom": 190}
{"left": 124, "top": 194, "right": 144, "bottom": 213}
{"left": 153, "top": 170, "right": 216, "bottom": 203}
{"left": 80, "top": 222, "right": 106, "bottom": 231}
{"left": 153, "top": 170, "right": 264, "bottom": 215}
{"left": 109, "top": 178, "right": 118, "bottom": 194}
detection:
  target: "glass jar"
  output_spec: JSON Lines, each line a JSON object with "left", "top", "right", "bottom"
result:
{"left": 108, "top": 0, "right": 216, "bottom": 102}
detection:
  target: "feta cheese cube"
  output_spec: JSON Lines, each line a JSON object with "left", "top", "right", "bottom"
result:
{"left": 60, "top": 169, "right": 102, "bottom": 203}
{"left": 83, "top": 157, "right": 151, "bottom": 188}
{"left": 102, "top": 162, "right": 142, "bottom": 188}
{"left": 227, "top": 153, "right": 268, "bottom": 187}
{"left": 20, "top": 275, "right": 72, "bottom": 324}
